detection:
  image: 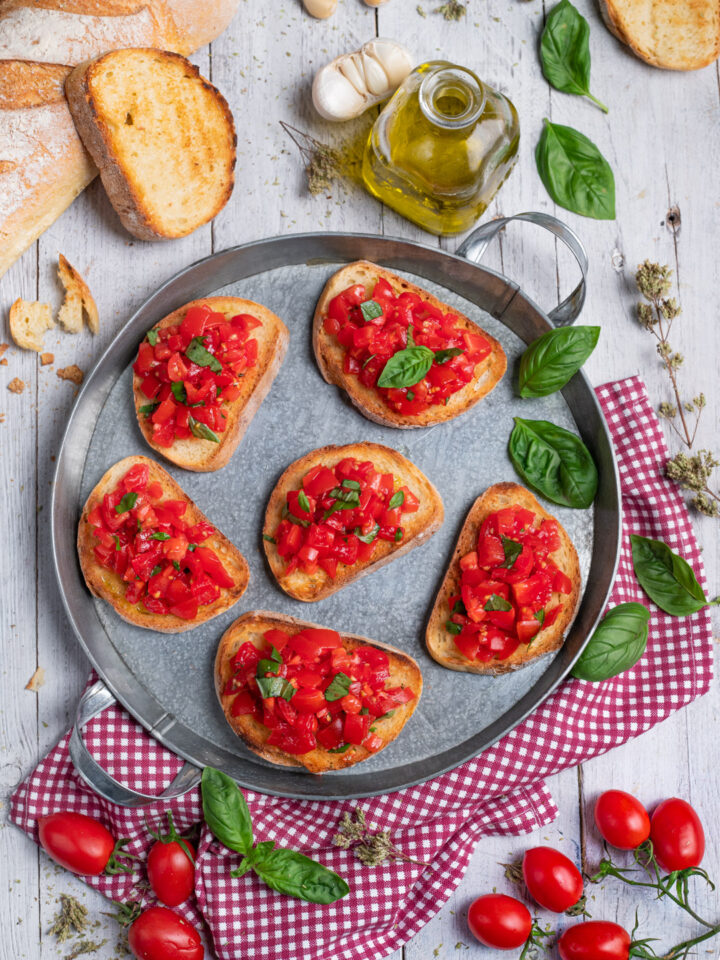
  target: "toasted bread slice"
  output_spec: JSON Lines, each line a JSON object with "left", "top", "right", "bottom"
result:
{"left": 313, "top": 261, "right": 507, "bottom": 428}
{"left": 426, "top": 482, "right": 580, "bottom": 675}
{"left": 263, "top": 442, "right": 444, "bottom": 602}
{"left": 9, "top": 298, "right": 54, "bottom": 352}
{"left": 215, "top": 610, "right": 423, "bottom": 773}
{"left": 77, "top": 455, "right": 249, "bottom": 632}
{"left": 133, "top": 297, "right": 289, "bottom": 473}
{"left": 65, "top": 49, "right": 236, "bottom": 240}
{"left": 600, "top": 0, "right": 720, "bottom": 70}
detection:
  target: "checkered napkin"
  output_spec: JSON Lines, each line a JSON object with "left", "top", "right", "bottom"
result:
{"left": 10, "top": 376, "right": 714, "bottom": 960}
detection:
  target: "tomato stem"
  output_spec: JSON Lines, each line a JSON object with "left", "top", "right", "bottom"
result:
{"left": 104, "top": 838, "right": 139, "bottom": 876}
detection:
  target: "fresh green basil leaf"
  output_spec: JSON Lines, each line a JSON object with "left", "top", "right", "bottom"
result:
{"left": 329, "top": 486, "right": 360, "bottom": 504}
{"left": 360, "top": 299, "right": 383, "bottom": 323}
{"left": 263, "top": 534, "right": 276, "bottom": 544}
{"left": 189, "top": 416, "right": 220, "bottom": 443}
{"left": 328, "top": 743, "right": 352, "bottom": 754}
{"left": 509, "top": 417, "right": 598, "bottom": 509}
{"left": 630, "top": 535, "right": 711, "bottom": 616}
{"left": 115, "top": 492, "right": 138, "bottom": 514}
{"left": 388, "top": 490, "right": 405, "bottom": 510}
{"left": 377, "top": 345, "right": 434, "bottom": 389}
{"left": 518, "top": 326, "right": 600, "bottom": 398}
{"left": 434, "top": 347, "right": 463, "bottom": 365}
{"left": 186, "top": 336, "right": 222, "bottom": 373}
{"left": 571, "top": 602, "right": 650, "bottom": 682}
{"left": 452, "top": 598, "right": 467, "bottom": 615}
{"left": 270, "top": 645, "right": 282, "bottom": 663}
{"left": 201, "top": 766, "right": 253, "bottom": 856}
{"left": 287, "top": 514, "right": 310, "bottom": 528}
{"left": 406, "top": 324, "right": 416, "bottom": 347}
{"left": 251, "top": 847, "right": 349, "bottom": 903}
{"left": 172, "top": 560, "right": 180, "bottom": 570}
{"left": 139, "top": 402, "right": 159, "bottom": 418}
{"left": 394, "top": 528, "right": 404, "bottom": 542}
{"left": 297, "top": 490, "right": 311, "bottom": 513}
{"left": 536, "top": 119, "right": 615, "bottom": 220}
{"left": 324, "top": 672, "right": 351, "bottom": 702}
{"left": 150, "top": 565, "right": 162, "bottom": 577}
{"left": 534, "top": 608, "right": 546, "bottom": 625}
{"left": 406, "top": 390, "right": 415, "bottom": 401}
{"left": 445, "top": 621, "right": 462, "bottom": 635}
{"left": 341, "top": 479, "right": 361, "bottom": 491}
{"left": 170, "top": 381, "right": 187, "bottom": 404}
{"left": 484, "top": 593, "right": 513, "bottom": 612}
{"left": 151, "top": 532, "right": 171, "bottom": 541}
{"left": 540, "top": 0, "right": 608, "bottom": 112}
{"left": 354, "top": 523, "right": 380, "bottom": 544}
{"left": 378, "top": 709, "right": 396, "bottom": 720}
{"left": 256, "top": 658, "right": 280, "bottom": 678}
{"left": 362, "top": 354, "right": 376, "bottom": 368}
{"left": 256, "top": 675, "right": 295, "bottom": 700}
{"left": 500, "top": 537, "right": 523, "bottom": 569}
{"left": 146, "top": 329, "right": 159, "bottom": 346}
{"left": 112, "top": 535, "right": 121, "bottom": 551}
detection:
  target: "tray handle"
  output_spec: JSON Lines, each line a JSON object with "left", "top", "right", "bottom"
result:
{"left": 457, "top": 211, "right": 588, "bottom": 327}
{"left": 69, "top": 680, "right": 201, "bottom": 807}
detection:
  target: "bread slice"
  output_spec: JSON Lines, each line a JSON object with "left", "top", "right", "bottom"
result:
{"left": 599, "top": 0, "right": 720, "bottom": 70}
{"left": 214, "top": 610, "right": 423, "bottom": 773}
{"left": 263, "top": 442, "right": 444, "bottom": 602}
{"left": 9, "top": 298, "right": 54, "bottom": 352}
{"left": 426, "top": 482, "right": 580, "bottom": 675}
{"left": 65, "top": 48, "right": 236, "bottom": 241}
{"left": 133, "top": 297, "right": 289, "bottom": 473}
{"left": 77, "top": 455, "right": 249, "bottom": 632}
{"left": 313, "top": 261, "right": 507, "bottom": 429}
{"left": 57, "top": 254, "right": 99, "bottom": 334}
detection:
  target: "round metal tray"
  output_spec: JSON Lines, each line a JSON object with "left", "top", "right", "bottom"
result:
{"left": 52, "top": 229, "right": 621, "bottom": 801}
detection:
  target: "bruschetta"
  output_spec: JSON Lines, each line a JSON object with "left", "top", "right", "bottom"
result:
{"left": 263, "top": 442, "right": 444, "bottom": 602}
{"left": 215, "top": 611, "right": 422, "bottom": 773}
{"left": 133, "top": 297, "right": 289, "bottom": 472}
{"left": 313, "top": 261, "right": 506, "bottom": 428}
{"left": 426, "top": 482, "right": 580, "bottom": 675}
{"left": 77, "top": 455, "right": 249, "bottom": 632}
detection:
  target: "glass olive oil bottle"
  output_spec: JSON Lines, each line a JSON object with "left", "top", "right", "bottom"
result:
{"left": 362, "top": 62, "right": 520, "bottom": 235}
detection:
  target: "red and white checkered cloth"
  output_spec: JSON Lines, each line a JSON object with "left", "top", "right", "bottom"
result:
{"left": 10, "top": 376, "right": 714, "bottom": 960}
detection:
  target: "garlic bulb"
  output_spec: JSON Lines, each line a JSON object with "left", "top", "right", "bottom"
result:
{"left": 312, "top": 38, "right": 414, "bottom": 122}
{"left": 303, "top": 0, "right": 337, "bottom": 19}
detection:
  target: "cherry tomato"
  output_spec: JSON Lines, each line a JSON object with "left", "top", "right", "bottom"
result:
{"left": 558, "top": 921, "right": 630, "bottom": 960}
{"left": 147, "top": 836, "right": 196, "bottom": 907}
{"left": 522, "top": 846, "right": 583, "bottom": 913}
{"left": 128, "top": 907, "right": 203, "bottom": 960}
{"left": 650, "top": 797, "right": 705, "bottom": 872}
{"left": 38, "top": 811, "right": 116, "bottom": 876}
{"left": 594, "top": 790, "right": 651, "bottom": 849}
{"left": 467, "top": 893, "right": 532, "bottom": 949}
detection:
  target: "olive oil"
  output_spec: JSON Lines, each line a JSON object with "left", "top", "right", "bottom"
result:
{"left": 362, "top": 62, "right": 520, "bottom": 235}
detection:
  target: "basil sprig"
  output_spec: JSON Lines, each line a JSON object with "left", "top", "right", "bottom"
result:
{"left": 189, "top": 416, "right": 220, "bottom": 443}
{"left": 630, "top": 535, "right": 719, "bottom": 617}
{"left": 536, "top": 119, "right": 615, "bottom": 220}
{"left": 115, "top": 492, "right": 138, "bottom": 514}
{"left": 201, "top": 768, "right": 349, "bottom": 904}
{"left": 540, "top": 0, "right": 608, "bottom": 113}
{"left": 571, "top": 602, "right": 650, "bottom": 682}
{"left": 324, "top": 672, "right": 351, "bottom": 702}
{"left": 186, "top": 336, "right": 222, "bottom": 373}
{"left": 518, "top": 326, "right": 600, "bottom": 398}
{"left": 509, "top": 417, "right": 598, "bottom": 509}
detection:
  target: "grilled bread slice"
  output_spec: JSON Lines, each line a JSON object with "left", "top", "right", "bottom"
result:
{"left": 263, "top": 442, "right": 444, "bottom": 602}
{"left": 600, "top": 0, "right": 720, "bottom": 70}
{"left": 133, "top": 297, "right": 289, "bottom": 472}
{"left": 65, "top": 48, "right": 236, "bottom": 240}
{"left": 78, "top": 455, "right": 249, "bottom": 632}
{"left": 313, "top": 261, "right": 507, "bottom": 428}
{"left": 215, "top": 610, "right": 423, "bottom": 773}
{"left": 426, "top": 482, "right": 580, "bottom": 675}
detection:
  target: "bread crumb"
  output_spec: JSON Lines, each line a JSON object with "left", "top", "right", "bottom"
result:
{"left": 8, "top": 377, "right": 25, "bottom": 394}
{"left": 57, "top": 365, "right": 84, "bottom": 385}
{"left": 25, "top": 667, "right": 45, "bottom": 691}
{"left": 0, "top": 413, "right": 5, "bottom": 423}
{"left": 57, "top": 255, "right": 99, "bottom": 334}
{"left": 0, "top": 358, "right": 7, "bottom": 365}
{"left": 40, "top": 352, "right": 54, "bottom": 366}
{"left": 9, "top": 298, "right": 54, "bottom": 352}
{"left": 0, "top": 343, "right": 8, "bottom": 358}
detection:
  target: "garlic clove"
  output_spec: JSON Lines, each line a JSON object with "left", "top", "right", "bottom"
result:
{"left": 312, "top": 68, "right": 368, "bottom": 122}
{"left": 338, "top": 54, "right": 368, "bottom": 96}
{"left": 360, "top": 50, "right": 392, "bottom": 97}
{"left": 364, "top": 38, "right": 414, "bottom": 87}
{"left": 303, "top": 0, "right": 337, "bottom": 19}
{"left": 365, "top": 0, "right": 391, "bottom": 5}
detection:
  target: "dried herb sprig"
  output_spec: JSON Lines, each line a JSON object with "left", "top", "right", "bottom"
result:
{"left": 333, "top": 808, "right": 429, "bottom": 867}
{"left": 49, "top": 895, "right": 89, "bottom": 942}
{"left": 66, "top": 939, "right": 108, "bottom": 960}
{"left": 434, "top": 0, "right": 466, "bottom": 19}
{"left": 280, "top": 122, "right": 341, "bottom": 196}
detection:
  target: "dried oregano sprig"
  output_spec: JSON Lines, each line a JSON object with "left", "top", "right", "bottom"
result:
{"left": 333, "top": 808, "right": 429, "bottom": 867}
{"left": 49, "top": 895, "right": 89, "bottom": 942}
{"left": 635, "top": 261, "right": 720, "bottom": 517}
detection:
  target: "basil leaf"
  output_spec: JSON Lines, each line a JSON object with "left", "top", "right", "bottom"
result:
{"left": 509, "top": 417, "right": 598, "bottom": 509}
{"left": 446, "top": 621, "right": 462, "bottom": 635}
{"left": 362, "top": 354, "right": 376, "bottom": 368}
{"left": 115, "top": 492, "right": 138, "bottom": 514}
{"left": 189, "top": 416, "right": 220, "bottom": 443}
{"left": 406, "top": 390, "right": 415, "bottom": 401}
{"left": 630, "top": 535, "right": 711, "bottom": 616}
{"left": 256, "top": 658, "right": 280, "bottom": 678}
{"left": 355, "top": 523, "right": 379, "bottom": 544}
{"left": 452, "top": 599, "right": 467, "bottom": 615}
{"left": 540, "top": 0, "right": 608, "bottom": 112}
{"left": 536, "top": 119, "right": 615, "bottom": 220}
{"left": 328, "top": 743, "right": 352, "bottom": 754}
{"left": 151, "top": 531, "right": 171, "bottom": 541}
{"left": 186, "top": 336, "right": 222, "bottom": 373}
{"left": 270, "top": 645, "right": 282, "bottom": 663}
{"left": 377, "top": 345, "right": 434, "bottom": 389}
{"left": 146, "top": 329, "right": 158, "bottom": 346}
{"left": 388, "top": 490, "right": 405, "bottom": 510}
{"left": 534, "top": 609, "right": 546, "bottom": 625}
{"left": 518, "top": 326, "right": 600, "bottom": 398}
{"left": 139, "top": 401, "right": 159, "bottom": 418}
{"left": 394, "top": 528, "right": 404, "bottom": 542}
{"left": 341, "top": 479, "right": 361, "bottom": 491}
{"left": 287, "top": 514, "right": 310, "bottom": 528}
{"left": 297, "top": 490, "right": 311, "bottom": 513}
{"left": 572, "top": 603, "right": 650, "bottom": 682}
{"left": 256, "top": 675, "right": 295, "bottom": 700}
{"left": 324, "top": 672, "right": 351, "bottom": 702}
{"left": 484, "top": 593, "right": 513, "bottom": 611}
{"left": 112, "top": 535, "right": 121, "bottom": 551}
{"left": 329, "top": 487, "right": 360, "bottom": 504}
{"left": 170, "top": 381, "right": 187, "bottom": 403}
{"left": 263, "top": 534, "right": 276, "bottom": 543}
{"left": 500, "top": 537, "right": 522, "bottom": 569}
{"left": 360, "top": 299, "right": 383, "bottom": 323}
{"left": 201, "top": 766, "right": 253, "bottom": 856}
{"left": 434, "top": 347, "right": 463, "bottom": 365}
{"left": 252, "top": 847, "right": 349, "bottom": 903}
{"left": 150, "top": 565, "right": 162, "bottom": 577}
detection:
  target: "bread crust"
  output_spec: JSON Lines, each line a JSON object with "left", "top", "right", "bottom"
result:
{"left": 133, "top": 297, "right": 289, "bottom": 472}
{"left": 214, "top": 610, "right": 423, "bottom": 773}
{"left": 599, "top": 0, "right": 720, "bottom": 70}
{"left": 77, "top": 455, "right": 249, "bottom": 632}
{"left": 263, "top": 442, "right": 444, "bottom": 602}
{"left": 312, "top": 261, "right": 507, "bottom": 429}
{"left": 426, "top": 482, "right": 581, "bottom": 675}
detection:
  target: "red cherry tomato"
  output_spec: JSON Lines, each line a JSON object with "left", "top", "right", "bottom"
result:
{"left": 147, "top": 837, "right": 196, "bottom": 907}
{"left": 522, "top": 846, "right": 584, "bottom": 913}
{"left": 594, "top": 790, "right": 651, "bottom": 850}
{"left": 650, "top": 797, "right": 705, "bottom": 872}
{"left": 128, "top": 907, "right": 203, "bottom": 960}
{"left": 467, "top": 893, "right": 532, "bottom": 949}
{"left": 38, "top": 811, "right": 116, "bottom": 876}
{"left": 558, "top": 921, "right": 630, "bottom": 960}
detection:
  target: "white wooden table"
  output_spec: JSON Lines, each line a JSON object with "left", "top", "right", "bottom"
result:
{"left": 2, "top": 2, "right": 719, "bottom": 957}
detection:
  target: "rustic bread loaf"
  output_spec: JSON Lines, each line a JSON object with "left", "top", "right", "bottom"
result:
{"left": 599, "top": 0, "right": 720, "bottom": 70}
